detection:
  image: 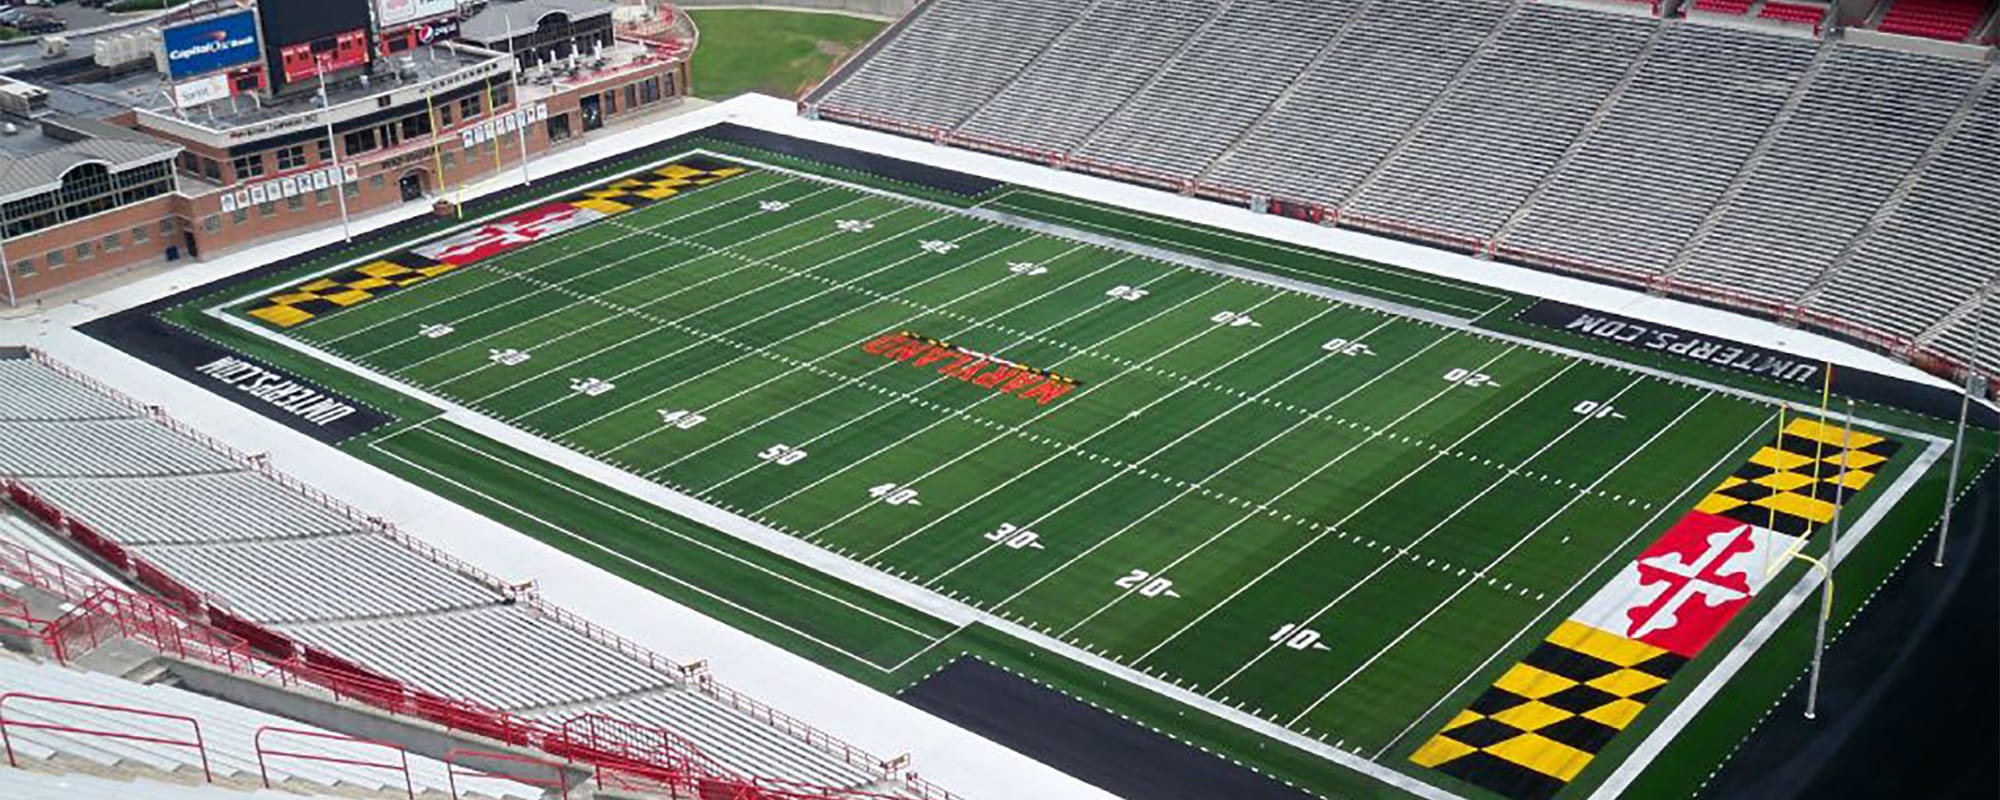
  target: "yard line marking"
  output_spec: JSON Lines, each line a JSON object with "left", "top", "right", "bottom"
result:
{"left": 784, "top": 286, "right": 1297, "bottom": 536}
{"left": 570, "top": 236, "right": 1053, "bottom": 446}
{"left": 642, "top": 251, "right": 1139, "bottom": 480}
{"left": 1120, "top": 337, "right": 1526, "bottom": 664}
{"left": 1204, "top": 358, "right": 1590, "bottom": 696}
{"left": 500, "top": 215, "right": 974, "bottom": 421}
{"left": 1372, "top": 403, "right": 1768, "bottom": 760}
{"left": 383, "top": 181, "right": 843, "bottom": 370}
{"left": 437, "top": 196, "right": 898, "bottom": 395}
{"left": 904, "top": 312, "right": 1394, "bottom": 579}
{"left": 730, "top": 275, "right": 1236, "bottom": 516}
{"left": 468, "top": 206, "right": 952, "bottom": 410}
{"left": 1282, "top": 375, "right": 1659, "bottom": 726}
{"left": 315, "top": 173, "right": 800, "bottom": 341}
{"left": 1041, "top": 326, "right": 1481, "bottom": 632}
{"left": 595, "top": 240, "right": 1088, "bottom": 454}
{"left": 374, "top": 423, "right": 947, "bottom": 670}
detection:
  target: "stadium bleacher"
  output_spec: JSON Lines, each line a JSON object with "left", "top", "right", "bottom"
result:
{"left": 808, "top": 0, "right": 2000, "bottom": 381}
{"left": 0, "top": 351, "right": 908, "bottom": 796}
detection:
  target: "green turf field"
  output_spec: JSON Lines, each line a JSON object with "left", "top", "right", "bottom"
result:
{"left": 687, "top": 9, "right": 886, "bottom": 100}
{"left": 210, "top": 151, "right": 1950, "bottom": 800}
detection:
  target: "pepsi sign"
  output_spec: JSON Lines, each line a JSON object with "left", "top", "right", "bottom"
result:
{"left": 163, "top": 12, "right": 262, "bottom": 80}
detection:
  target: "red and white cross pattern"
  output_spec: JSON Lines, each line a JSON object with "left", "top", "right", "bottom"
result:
{"left": 414, "top": 203, "right": 607, "bottom": 266}
{"left": 1567, "top": 511, "right": 1798, "bottom": 658}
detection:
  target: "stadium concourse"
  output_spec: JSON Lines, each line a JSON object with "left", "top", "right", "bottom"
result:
{"left": 805, "top": 0, "right": 2000, "bottom": 390}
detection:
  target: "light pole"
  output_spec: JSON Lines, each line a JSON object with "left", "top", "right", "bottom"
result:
{"left": 317, "top": 58, "right": 353, "bottom": 242}
{"left": 1793, "top": 551, "right": 1834, "bottom": 720}
{"left": 1934, "top": 288, "right": 1985, "bottom": 567}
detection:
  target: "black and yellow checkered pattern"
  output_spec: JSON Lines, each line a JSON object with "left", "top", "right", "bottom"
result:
{"left": 571, "top": 163, "right": 748, "bottom": 215}
{"left": 1412, "top": 621, "right": 1688, "bottom": 800}
{"left": 1694, "top": 418, "right": 1902, "bottom": 536}
{"left": 248, "top": 257, "right": 458, "bottom": 328}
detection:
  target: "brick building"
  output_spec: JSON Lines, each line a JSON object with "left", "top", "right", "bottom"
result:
{"left": 0, "top": 0, "right": 694, "bottom": 305}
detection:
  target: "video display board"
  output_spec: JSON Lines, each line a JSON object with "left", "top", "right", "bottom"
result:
{"left": 161, "top": 11, "right": 262, "bottom": 80}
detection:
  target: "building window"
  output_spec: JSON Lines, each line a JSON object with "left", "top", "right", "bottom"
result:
{"left": 13, "top": 258, "right": 33, "bottom": 276}
{"left": 369, "top": 175, "right": 386, "bottom": 191}
{"left": 74, "top": 243, "right": 92, "bottom": 261}
{"left": 103, "top": 233, "right": 122, "bottom": 251}
{"left": 459, "top": 95, "right": 481, "bottom": 120}
{"left": 490, "top": 83, "right": 511, "bottom": 109}
{"left": 343, "top": 181, "right": 360, "bottom": 198}
{"left": 624, "top": 84, "right": 636, "bottom": 111}
{"left": 232, "top": 153, "right": 265, "bottom": 180}
{"left": 438, "top": 103, "right": 453, "bottom": 126}
{"left": 640, "top": 77, "right": 660, "bottom": 104}
{"left": 400, "top": 114, "right": 432, "bottom": 141}
{"left": 231, "top": 208, "right": 248, "bottom": 225}
{"left": 287, "top": 193, "right": 307, "bottom": 211}
{"left": 317, "top": 140, "right": 334, "bottom": 162}
{"left": 203, "top": 158, "right": 221, "bottom": 182}
{"left": 132, "top": 226, "right": 149, "bottom": 244}
{"left": 45, "top": 250, "right": 62, "bottom": 269}
{"left": 159, "top": 219, "right": 175, "bottom": 235}
{"left": 343, "top": 129, "right": 379, "bottom": 157}
{"left": 257, "top": 201, "right": 276, "bottom": 218}
{"left": 204, "top": 215, "right": 222, "bottom": 232}
{"left": 315, "top": 187, "right": 330, "bottom": 205}
{"left": 275, "top": 145, "right": 308, "bottom": 171}
{"left": 441, "top": 151, "right": 455, "bottom": 169}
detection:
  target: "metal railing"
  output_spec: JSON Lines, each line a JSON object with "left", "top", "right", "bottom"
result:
{"left": 0, "top": 692, "right": 213, "bottom": 782}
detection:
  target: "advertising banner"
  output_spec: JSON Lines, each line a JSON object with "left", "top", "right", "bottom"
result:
{"left": 374, "top": 0, "right": 458, "bottom": 28}
{"left": 162, "top": 11, "right": 262, "bottom": 79}
{"left": 172, "top": 73, "right": 233, "bottom": 108}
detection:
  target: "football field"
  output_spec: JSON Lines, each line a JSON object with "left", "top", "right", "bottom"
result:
{"left": 220, "top": 153, "right": 1926, "bottom": 796}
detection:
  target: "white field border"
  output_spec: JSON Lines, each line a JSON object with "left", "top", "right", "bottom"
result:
{"left": 202, "top": 148, "right": 1953, "bottom": 800}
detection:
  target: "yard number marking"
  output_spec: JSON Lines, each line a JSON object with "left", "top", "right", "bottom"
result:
{"left": 758, "top": 200, "right": 791, "bottom": 213}
{"left": 488, "top": 348, "right": 531, "bottom": 366}
{"left": 1269, "top": 623, "right": 1331, "bottom": 651}
{"left": 1105, "top": 285, "right": 1149, "bottom": 302}
{"left": 1321, "top": 338, "right": 1374, "bottom": 357}
{"left": 868, "top": 483, "right": 922, "bottom": 506}
{"left": 1573, "top": 400, "right": 1628, "bottom": 420}
{"left": 1210, "top": 311, "right": 1262, "bottom": 328}
{"left": 920, "top": 240, "right": 959, "bottom": 254}
{"left": 419, "top": 323, "right": 454, "bottom": 339}
{"left": 757, "top": 445, "right": 809, "bottom": 465}
{"left": 984, "top": 523, "right": 1044, "bottom": 550}
{"left": 570, "top": 377, "right": 616, "bottom": 396}
{"left": 1115, "top": 569, "right": 1179, "bottom": 599}
{"left": 1443, "top": 368, "right": 1499, "bottom": 388}
{"left": 657, "top": 409, "right": 706, "bottom": 429}
{"left": 836, "top": 219, "right": 874, "bottom": 234}
{"left": 1008, "top": 262, "right": 1049, "bottom": 276}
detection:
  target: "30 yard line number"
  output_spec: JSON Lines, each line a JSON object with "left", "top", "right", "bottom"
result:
{"left": 984, "top": 523, "right": 1044, "bottom": 550}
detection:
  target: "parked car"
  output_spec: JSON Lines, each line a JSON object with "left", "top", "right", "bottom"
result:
{"left": 10, "top": 10, "right": 64, "bottom": 33}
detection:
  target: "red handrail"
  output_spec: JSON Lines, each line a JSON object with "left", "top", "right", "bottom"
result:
{"left": 0, "top": 692, "right": 212, "bottom": 782}
{"left": 254, "top": 725, "right": 414, "bottom": 799}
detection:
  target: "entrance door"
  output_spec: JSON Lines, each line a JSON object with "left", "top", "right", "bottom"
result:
{"left": 398, "top": 171, "right": 426, "bottom": 202}
{"left": 581, "top": 95, "right": 603, "bottom": 131}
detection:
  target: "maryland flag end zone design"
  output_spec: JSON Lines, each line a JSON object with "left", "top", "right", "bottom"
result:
{"left": 248, "top": 159, "right": 747, "bottom": 328}
{"left": 1413, "top": 418, "right": 1900, "bottom": 800}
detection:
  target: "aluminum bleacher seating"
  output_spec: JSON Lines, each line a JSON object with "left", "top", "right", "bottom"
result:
{"left": 1501, "top": 22, "right": 1820, "bottom": 276}
{"left": 1345, "top": 3, "right": 1655, "bottom": 243}
{"left": 0, "top": 353, "right": 907, "bottom": 793}
{"left": 1208, "top": 0, "right": 1515, "bottom": 205}
{"left": 818, "top": 0, "right": 1088, "bottom": 130}
{"left": 958, "top": 0, "right": 1222, "bottom": 154}
{"left": 0, "top": 655, "right": 536, "bottom": 799}
{"left": 1073, "top": 0, "right": 1357, "bottom": 178}
{"left": 1671, "top": 43, "right": 1984, "bottom": 303}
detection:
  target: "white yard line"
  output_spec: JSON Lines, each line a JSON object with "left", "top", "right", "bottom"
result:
{"left": 1128, "top": 338, "right": 1520, "bottom": 665}
{"left": 371, "top": 423, "right": 947, "bottom": 670}
{"left": 384, "top": 181, "right": 841, "bottom": 371}
{"left": 1370, "top": 391, "right": 1734, "bottom": 759}
{"left": 916, "top": 310, "right": 1400, "bottom": 580}
{"left": 686, "top": 268, "right": 1208, "bottom": 501}
{"left": 486, "top": 212, "right": 961, "bottom": 418}
{"left": 1281, "top": 374, "right": 1657, "bottom": 725}
{"left": 1204, "top": 358, "right": 1585, "bottom": 696}
{"left": 591, "top": 240, "right": 1081, "bottom": 456}
{"left": 315, "top": 173, "right": 800, "bottom": 343}
{"left": 637, "top": 252, "right": 1139, "bottom": 475}
{"left": 771, "top": 284, "right": 1278, "bottom": 534}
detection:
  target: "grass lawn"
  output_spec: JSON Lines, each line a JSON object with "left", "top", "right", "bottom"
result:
{"left": 688, "top": 9, "right": 886, "bottom": 100}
